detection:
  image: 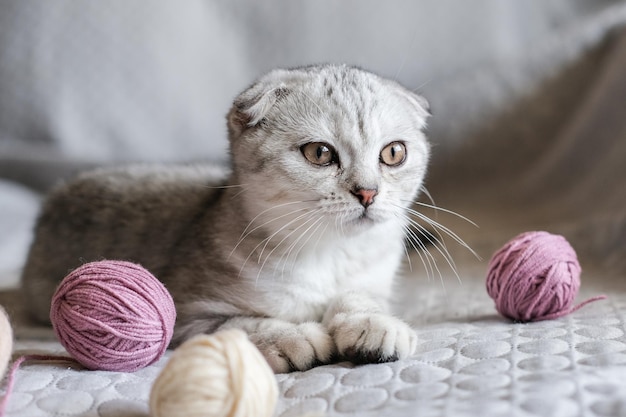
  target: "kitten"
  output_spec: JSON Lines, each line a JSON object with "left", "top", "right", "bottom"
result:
{"left": 21, "top": 64, "right": 431, "bottom": 373}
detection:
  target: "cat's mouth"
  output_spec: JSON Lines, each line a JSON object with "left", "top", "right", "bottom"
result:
{"left": 356, "top": 211, "right": 373, "bottom": 222}
{"left": 325, "top": 204, "right": 388, "bottom": 229}
{"left": 348, "top": 208, "right": 381, "bottom": 226}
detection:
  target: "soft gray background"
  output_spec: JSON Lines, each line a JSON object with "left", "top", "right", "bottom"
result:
{"left": 2, "top": 2, "right": 626, "bottom": 416}
{"left": 0, "top": 1, "right": 620, "bottom": 172}
{"left": 1, "top": 0, "right": 625, "bottom": 280}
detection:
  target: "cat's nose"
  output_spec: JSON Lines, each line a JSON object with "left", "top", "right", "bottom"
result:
{"left": 351, "top": 187, "right": 378, "bottom": 208}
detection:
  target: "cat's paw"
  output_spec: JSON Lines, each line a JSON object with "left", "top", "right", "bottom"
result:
{"left": 250, "top": 321, "right": 336, "bottom": 373}
{"left": 328, "top": 312, "right": 417, "bottom": 364}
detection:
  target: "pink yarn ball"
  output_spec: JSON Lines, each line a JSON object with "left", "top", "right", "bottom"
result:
{"left": 50, "top": 260, "right": 176, "bottom": 372}
{"left": 486, "top": 231, "right": 584, "bottom": 322}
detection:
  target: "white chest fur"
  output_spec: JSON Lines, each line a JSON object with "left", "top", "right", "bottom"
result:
{"left": 248, "top": 221, "right": 405, "bottom": 322}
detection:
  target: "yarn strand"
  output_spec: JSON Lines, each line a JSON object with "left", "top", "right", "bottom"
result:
{"left": 541, "top": 295, "right": 608, "bottom": 321}
{"left": 0, "top": 355, "right": 76, "bottom": 417}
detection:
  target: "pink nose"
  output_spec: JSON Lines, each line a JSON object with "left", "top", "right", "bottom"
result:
{"left": 351, "top": 187, "right": 378, "bottom": 208}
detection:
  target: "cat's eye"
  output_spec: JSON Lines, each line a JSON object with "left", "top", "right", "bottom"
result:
{"left": 301, "top": 142, "right": 338, "bottom": 166}
{"left": 380, "top": 142, "right": 407, "bottom": 166}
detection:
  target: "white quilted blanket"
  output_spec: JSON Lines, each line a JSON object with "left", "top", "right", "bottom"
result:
{"left": 2, "top": 257, "right": 623, "bottom": 417}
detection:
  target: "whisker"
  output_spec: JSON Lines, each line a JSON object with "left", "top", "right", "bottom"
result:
{"left": 396, "top": 190, "right": 478, "bottom": 229}
{"left": 200, "top": 183, "right": 246, "bottom": 190}
{"left": 401, "top": 221, "right": 438, "bottom": 283}
{"left": 229, "top": 201, "right": 311, "bottom": 259}
{"left": 403, "top": 214, "right": 458, "bottom": 270}
{"left": 391, "top": 201, "right": 467, "bottom": 288}
{"left": 231, "top": 188, "right": 247, "bottom": 200}
{"left": 408, "top": 212, "right": 448, "bottom": 253}
{"left": 404, "top": 206, "right": 480, "bottom": 260}
{"left": 299, "top": 91, "right": 324, "bottom": 114}
{"left": 235, "top": 207, "right": 317, "bottom": 280}
{"left": 333, "top": 210, "right": 341, "bottom": 237}
{"left": 256, "top": 210, "right": 323, "bottom": 284}
{"left": 399, "top": 212, "right": 446, "bottom": 278}
{"left": 402, "top": 242, "right": 413, "bottom": 273}
{"left": 411, "top": 79, "right": 432, "bottom": 94}
{"left": 257, "top": 209, "right": 320, "bottom": 264}
{"left": 279, "top": 216, "right": 326, "bottom": 280}
{"left": 241, "top": 200, "right": 311, "bottom": 238}
{"left": 404, "top": 221, "right": 451, "bottom": 292}
{"left": 196, "top": 182, "right": 247, "bottom": 200}
{"left": 417, "top": 186, "right": 438, "bottom": 220}
{"left": 312, "top": 222, "right": 329, "bottom": 256}
{"left": 333, "top": 210, "right": 348, "bottom": 238}
{"left": 412, "top": 201, "right": 478, "bottom": 228}
{"left": 375, "top": 209, "right": 426, "bottom": 278}
{"left": 404, "top": 215, "right": 460, "bottom": 284}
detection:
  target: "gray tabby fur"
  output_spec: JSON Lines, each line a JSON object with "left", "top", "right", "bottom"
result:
{"left": 22, "top": 64, "right": 431, "bottom": 372}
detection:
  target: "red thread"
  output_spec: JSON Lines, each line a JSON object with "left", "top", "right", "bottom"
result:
{"left": 486, "top": 231, "right": 606, "bottom": 322}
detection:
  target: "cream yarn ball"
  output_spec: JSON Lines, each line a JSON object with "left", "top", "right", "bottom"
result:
{"left": 0, "top": 306, "right": 12, "bottom": 379}
{"left": 149, "top": 329, "right": 278, "bottom": 417}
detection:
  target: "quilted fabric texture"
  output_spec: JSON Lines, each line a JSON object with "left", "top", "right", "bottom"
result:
{"left": 2, "top": 260, "right": 624, "bottom": 417}
{"left": 2, "top": 1, "right": 626, "bottom": 416}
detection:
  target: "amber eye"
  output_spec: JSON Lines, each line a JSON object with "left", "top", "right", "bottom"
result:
{"left": 301, "top": 142, "right": 338, "bottom": 166}
{"left": 380, "top": 141, "right": 407, "bottom": 166}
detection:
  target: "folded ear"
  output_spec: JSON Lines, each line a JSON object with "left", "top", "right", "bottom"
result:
{"left": 399, "top": 89, "right": 431, "bottom": 130}
{"left": 409, "top": 91, "right": 431, "bottom": 119}
{"left": 227, "top": 70, "right": 292, "bottom": 138}
{"left": 383, "top": 80, "right": 431, "bottom": 130}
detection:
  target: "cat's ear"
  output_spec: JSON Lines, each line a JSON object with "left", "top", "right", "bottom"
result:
{"left": 386, "top": 82, "right": 431, "bottom": 130}
{"left": 409, "top": 92, "right": 431, "bottom": 119}
{"left": 400, "top": 89, "right": 431, "bottom": 130}
{"left": 227, "top": 71, "right": 292, "bottom": 137}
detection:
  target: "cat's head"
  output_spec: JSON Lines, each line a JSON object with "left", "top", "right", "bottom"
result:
{"left": 227, "top": 64, "right": 430, "bottom": 236}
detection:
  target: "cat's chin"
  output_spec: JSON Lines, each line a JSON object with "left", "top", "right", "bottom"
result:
{"left": 353, "top": 214, "right": 377, "bottom": 227}
{"left": 343, "top": 211, "right": 391, "bottom": 233}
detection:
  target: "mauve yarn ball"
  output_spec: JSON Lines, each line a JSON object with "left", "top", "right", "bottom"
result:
{"left": 486, "top": 231, "right": 604, "bottom": 322}
{"left": 50, "top": 260, "right": 176, "bottom": 372}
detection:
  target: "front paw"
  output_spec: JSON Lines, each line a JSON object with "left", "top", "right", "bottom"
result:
{"left": 250, "top": 322, "right": 336, "bottom": 373}
{"left": 328, "top": 313, "right": 417, "bottom": 364}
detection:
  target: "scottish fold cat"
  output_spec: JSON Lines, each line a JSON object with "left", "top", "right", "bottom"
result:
{"left": 22, "top": 64, "right": 434, "bottom": 372}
